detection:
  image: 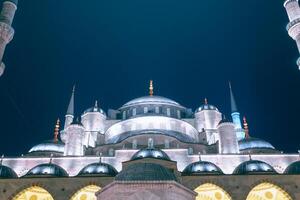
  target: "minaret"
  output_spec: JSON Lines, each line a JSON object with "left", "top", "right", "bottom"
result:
{"left": 229, "top": 82, "right": 245, "bottom": 140}
{"left": 64, "top": 86, "right": 75, "bottom": 129}
{"left": 0, "top": 0, "right": 18, "bottom": 77}
{"left": 284, "top": 0, "right": 300, "bottom": 69}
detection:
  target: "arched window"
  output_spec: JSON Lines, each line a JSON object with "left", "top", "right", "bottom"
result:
{"left": 70, "top": 185, "right": 101, "bottom": 200}
{"left": 132, "top": 108, "right": 137, "bottom": 116}
{"left": 166, "top": 108, "right": 171, "bottom": 116}
{"left": 12, "top": 186, "right": 54, "bottom": 200}
{"left": 148, "top": 138, "right": 154, "bottom": 148}
{"left": 194, "top": 183, "right": 232, "bottom": 200}
{"left": 144, "top": 107, "right": 148, "bottom": 113}
{"left": 188, "top": 147, "right": 193, "bottom": 155}
{"left": 246, "top": 182, "right": 292, "bottom": 200}
{"left": 164, "top": 139, "right": 170, "bottom": 148}
{"left": 108, "top": 148, "right": 114, "bottom": 156}
{"left": 132, "top": 139, "right": 137, "bottom": 149}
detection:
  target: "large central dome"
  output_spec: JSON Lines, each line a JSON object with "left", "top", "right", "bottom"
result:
{"left": 121, "top": 95, "right": 182, "bottom": 109}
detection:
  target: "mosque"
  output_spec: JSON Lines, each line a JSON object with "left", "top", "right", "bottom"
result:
{"left": 0, "top": 0, "right": 300, "bottom": 200}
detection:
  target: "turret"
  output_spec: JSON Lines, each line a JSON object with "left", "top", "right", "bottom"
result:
{"left": 284, "top": 0, "right": 300, "bottom": 69}
{"left": 0, "top": 0, "right": 18, "bottom": 77}
{"left": 229, "top": 83, "right": 245, "bottom": 140}
{"left": 81, "top": 100, "right": 106, "bottom": 147}
{"left": 194, "top": 98, "right": 222, "bottom": 144}
{"left": 217, "top": 117, "right": 240, "bottom": 154}
{"left": 63, "top": 119, "right": 85, "bottom": 156}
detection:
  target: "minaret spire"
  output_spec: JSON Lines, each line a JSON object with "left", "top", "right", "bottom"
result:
{"left": 229, "top": 82, "right": 245, "bottom": 140}
{"left": 149, "top": 80, "right": 154, "bottom": 96}
{"left": 0, "top": 0, "right": 18, "bottom": 77}
{"left": 64, "top": 85, "right": 75, "bottom": 129}
{"left": 243, "top": 116, "right": 250, "bottom": 139}
{"left": 229, "top": 82, "right": 238, "bottom": 113}
{"left": 54, "top": 118, "right": 60, "bottom": 142}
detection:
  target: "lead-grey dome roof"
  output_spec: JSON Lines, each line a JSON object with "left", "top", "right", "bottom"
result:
{"left": 24, "top": 163, "right": 68, "bottom": 177}
{"left": 115, "top": 163, "right": 177, "bottom": 181}
{"left": 77, "top": 162, "right": 118, "bottom": 177}
{"left": 182, "top": 161, "right": 223, "bottom": 175}
{"left": 131, "top": 148, "right": 171, "bottom": 161}
{"left": 238, "top": 138, "right": 275, "bottom": 151}
{"left": 196, "top": 104, "right": 219, "bottom": 112}
{"left": 284, "top": 161, "right": 300, "bottom": 174}
{"left": 233, "top": 160, "right": 276, "bottom": 175}
{"left": 121, "top": 96, "right": 183, "bottom": 109}
{"left": 28, "top": 140, "right": 65, "bottom": 154}
{"left": 0, "top": 165, "right": 17, "bottom": 178}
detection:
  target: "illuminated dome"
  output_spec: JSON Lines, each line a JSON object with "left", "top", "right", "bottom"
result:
{"left": 24, "top": 163, "right": 68, "bottom": 177}
{"left": 284, "top": 161, "right": 300, "bottom": 174}
{"left": 83, "top": 101, "right": 105, "bottom": 115}
{"left": 182, "top": 161, "right": 223, "bottom": 175}
{"left": 121, "top": 96, "right": 183, "bottom": 109}
{"left": 238, "top": 138, "right": 275, "bottom": 151}
{"left": 28, "top": 140, "right": 64, "bottom": 154}
{"left": 196, "top": 104, "right": 219, "bottom": 112}
{"left": 233, "top": 160, "right": 277, "bottom": 175}
{"left": 0, "top": 165, "right": 17, "bottom": 178}
{"left": 116, "top": 163, "right": 177, "bottom": 181}
{"left": 77, "top": 162, "right": 118, "bottom": 177}
{"left": 131, "top": 148, "right": 171, "bottom": 161}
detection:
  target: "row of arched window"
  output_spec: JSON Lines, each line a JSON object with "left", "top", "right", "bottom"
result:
{"left": 11, "top": 182, "right": 293, "bottom": 200}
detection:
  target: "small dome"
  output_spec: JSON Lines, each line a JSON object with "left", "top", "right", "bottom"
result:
{"left": 196, "top": 104, "right": 219, "bottom": 112}
{"left": 233, "top": 160, "right": 276, "bottom": 175}
{"left": 0, "top": 165, "right": 17, "bottom": 178}
{"left": 182, "top": 161, "right": 223, "bottom": 175}
{"left": 239, "top": 138, "right": 275, "bottom": 151}
{"left": 77, "top": 162, "right": 118, "bottom": 177}
{"left": 284, "top": 161, "right": 300, "bottom": 174}
{"left": 24, "top": 163, "right": 68, "bottom": 177}
{"left": 116, "top": 163, "right": 177, "bottom": 181}
{"left": 131, "top": 148, "right": 171, "bottom": 161}
{"left": 83, "top": 101, "right": 105, "bottom": 115}
{"left": 121, "top": 96, "right": 182, "bottom": 108}
{"left": 28, "top": 140, "right": 64, "bottom": 154}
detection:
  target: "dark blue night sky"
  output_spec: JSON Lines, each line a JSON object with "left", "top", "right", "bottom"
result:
{"left": 0, "top": 0, "right": 299, "bottom": 155}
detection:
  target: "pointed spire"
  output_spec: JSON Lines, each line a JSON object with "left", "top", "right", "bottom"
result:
{"left": 229, "top": 82, "right": 238, "bottom": 113}
{"left": 243, "top": 116, "right": 250, "bottom": 138}
{"left": 149, "top": 80, "right": 154, "bottom": 96}
{"left": 204, "top": 98, "right": 208, "bottom": 105}
{"left": 66, "top": 85, "right": 75, "bottom": 116}
{"left": 54, "top": 118, "right": 60, "bottom": 142}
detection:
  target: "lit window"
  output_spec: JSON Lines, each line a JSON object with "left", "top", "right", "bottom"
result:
{"left": 155, "top": 107, "right": 159, "bottom": 113}
{"left": 167, "top": 108, "right": 171, "bottom": 116}
{"left": 132, "top": 108, "right": 136, "bottom": 116}
{"left": 144, "top": 107, "right": 148, "bottom": 113}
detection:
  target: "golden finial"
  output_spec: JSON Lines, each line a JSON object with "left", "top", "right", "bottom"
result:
{"left": 54, "top": 118, "right": 60, "bottom": 142}
{"left": 204, "top": 98, "right": 208, "bottom": 105}
{"left": 149, "top": 80, "right": 154, "bottom": 96}
{"left": 243, "top": 116, "right": 250, "bottom": 138}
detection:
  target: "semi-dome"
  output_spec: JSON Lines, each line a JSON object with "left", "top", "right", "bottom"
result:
{"left": 196, "top": 104, "right": 219, "bottom": 112}
{"left": 233, "top": 160, "right": 277, "bottom": 175}
{"left": 115, "top": 163, "right": 177, "bottom": 181}
{"left": 77, "top": 162, "right": 118, "bottom": 177}
{"left": 121, "top": 96, "right": 183, "bottom": 109}
{"left": 239, "top": 138, "right": 275, "bottom": 151}
{"left": 182, "top": 161, "right": 223, "bottom": 175}
{"left": 24, "top": 163, "right": 68, "bottom": 177}
{"left": 0, "top": 165, "right": 17, "bottom": 178}
{"left": 284, "top": 161, "right": 300, "bottom": 174}
{"left": 28, "top": 140, "right": 65, "bottom": 154}
{"left": 131, "top": 148, "right": 171, "bottom": 161}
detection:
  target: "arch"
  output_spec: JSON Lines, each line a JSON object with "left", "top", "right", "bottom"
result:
{"left": 70, "top": 185, "right": 101, "bottom": 200}
{"left": 246, "top": 182, "right": 292, "bottom": 200}
{"left": 194, "top": 183, "right": 232, "bottom": 200}
{"left": 12, "top": 186, "right": 54, "bottom": 200}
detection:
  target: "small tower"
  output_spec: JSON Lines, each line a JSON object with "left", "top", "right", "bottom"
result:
{"left": 217, "top": 117, "right": 240, "bottom": 154}
{"left": 229, "top": 82, "right": 245, "bottom": 140}
{"left": 64, "top": 118, "right": 85, "bottom": 156}
{"left": 0, "top": 0, "right": 18, "bottom": 77}
{"left": 284, "top": 0, "right": 300, "bottom": 69}
{"left": 81, "top": 100, "right": 106, "bottom": 147}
